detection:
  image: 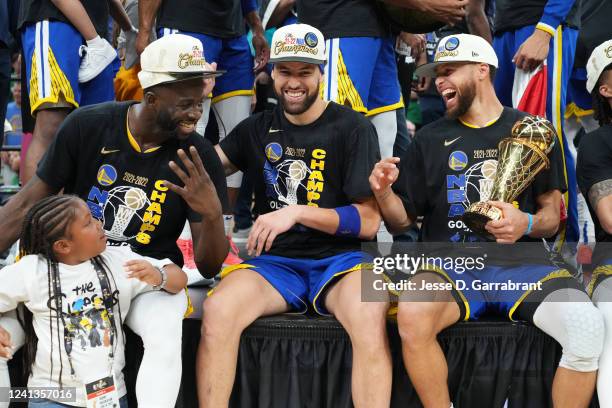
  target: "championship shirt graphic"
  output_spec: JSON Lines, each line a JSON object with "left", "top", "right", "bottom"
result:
{"left": 103, "top": 186, "right": 151, "bottom": 241}
{"left": 263, "top": 142, "right": 313, "bottom": 206}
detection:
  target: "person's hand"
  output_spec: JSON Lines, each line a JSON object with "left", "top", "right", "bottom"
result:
{"left": 369, "top": 157, "right": 401, "bottom": 197}
{"left": 513, "top": 29, "right": 551, "bottom": 72}
{"left": 419, "top": 0, "right": 468, "bottom": 26}
{"left": 164, "top": 146, "right": 223, "bottom": 220}
{"left": 125, "top": 259, "right": 164, "bottom": 286}
{"left": 399, "top": 33, "right": 426, "bottom": 59}
{"left": 484, "top": 201, "right": 530, "bottom": 243}
{"left": 135, "top": 28, "right": 151, "bottom": 55}
{"left": 247, "top": 205, "right": 302, "bottom": 256}
{"left": 0, "top": 325, "right": 12, "bottom": 359}
{"left": 251, "top": 32, "right": 271, "bottom": 73}
{"left": 8, "top": 152, "right": 20, "bottom": 172}
{"left": 203, "top": 62, "right": 218, "bottom": 97}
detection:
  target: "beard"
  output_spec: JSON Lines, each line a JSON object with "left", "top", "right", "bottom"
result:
{"left": 445, "top": 80, "right": 476, "bottom": 119}
{"left": 275, "top": 83, "right": 320, "bottom": 115}
{"left": 156, "top": 108, "right": 179, "bottom": 133}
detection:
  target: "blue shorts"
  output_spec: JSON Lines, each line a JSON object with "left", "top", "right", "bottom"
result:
{"left": 158, "top": 28, "right": 255, "bottom": 103}
{"left": 419, "top": 263, "right": 575, "bottom": 321}
{"left": 22, "top": 20, "right": 117, "bottom": 114}
{"left": 323, "top": 36, "right": 403, "bottom": 116}
{"left": 494, "top": 25, "right": 580, "bottom": 244}
{"left": 588, "top": 258, "right": 612, "bottom": 297}
{"left": 219, "top": 251, "right": 372, "bottom": 315}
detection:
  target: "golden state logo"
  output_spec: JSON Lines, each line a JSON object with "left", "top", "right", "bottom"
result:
{"left": 445, "top": 37, "right": 460, "bottom": 51}
{"left": 448, "top": 151, "right": 468, "bottom": 171}
{"left": 305, "top": 32, "right": 318, "bottom": 48}
{"left": 265, "top": 143, "right": 283, "bottom": 163}
{"left": 97, "top": 164, "right": 117, "bottom": 186}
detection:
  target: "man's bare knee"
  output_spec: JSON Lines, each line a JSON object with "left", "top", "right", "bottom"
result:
{"left": 201, "top": 293, "right": 247, "bottom": 341}
{"left": 397, "top": 302, "right": 454, "bottom": 351}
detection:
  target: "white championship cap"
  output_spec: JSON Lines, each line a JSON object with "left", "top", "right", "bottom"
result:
{"left": 138, "top": 34, "right": 223, "bottom": 89}
{"left": 586, "top": 39, "right": 612, "bottom": 93}
{"left": 415, "top": 33, "right": 498, "bottom": 78}
{"left": 269, "top": 24, "right": 326, "bottom": 65}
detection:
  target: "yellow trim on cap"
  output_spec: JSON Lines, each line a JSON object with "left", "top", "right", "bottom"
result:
{"left": 212, "top": 89, "right": 255, "bottom": 104}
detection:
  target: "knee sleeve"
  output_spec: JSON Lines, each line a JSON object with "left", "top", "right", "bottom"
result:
{"left": 369, "top": 110, "right": 397, "bottom": 159}
{"left": 533, "top": 289, "right": 604, "bottom": 372}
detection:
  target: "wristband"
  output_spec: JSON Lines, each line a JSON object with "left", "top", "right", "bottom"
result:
{"left": 152, "top": 266, "right": 168, "bottom": 290}
{"left": 334, "top": 205, "right": 361, "bottom": 238}
{"left": 524, "top": 213, "right": 534, "bottom": 236}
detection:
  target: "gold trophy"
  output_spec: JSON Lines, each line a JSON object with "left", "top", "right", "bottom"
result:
{"left": 462, "top": 116, "right": 557, "bottom": 240}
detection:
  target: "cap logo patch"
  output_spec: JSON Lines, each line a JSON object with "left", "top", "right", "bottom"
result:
{"left": 274, "top": 33, "right": 318, "bottom": 57}
{"left": 445, "top": 37, "right": 460, "bottom": 51}
{"left": 305, "top": 32, "right": 318, "bottom": 48}
{"left": 178, "top": 46, "right": 206, "bottom": 69}
{"left": 606, "top": 45, "right": 612, "bottom": 59}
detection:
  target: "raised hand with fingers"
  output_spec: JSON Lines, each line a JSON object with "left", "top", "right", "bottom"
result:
{"left": 164, "top": 146, "right": 223, "bottom": 220}
{"left": 420, "top": 0, "right": 469, "bottom": 26}
{"left": 369, "top": 157, "right": 401, "bottom": 196}
{"left": 124, "top": 259, "right": 163, "bottom": 286}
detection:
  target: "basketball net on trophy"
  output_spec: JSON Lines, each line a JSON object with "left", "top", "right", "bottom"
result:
{"left": 107, "top": 187, "right": 148, "bottom": 241}
{"left": 462, "top": 116, "right": 556, "bottom": 240}
{"left": 279, "top": 160, "right": 309, "bottom": 205}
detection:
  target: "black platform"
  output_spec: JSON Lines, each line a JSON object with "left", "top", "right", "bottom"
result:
{"left": 9, "top": 313, "right": 600, "bottom": 408}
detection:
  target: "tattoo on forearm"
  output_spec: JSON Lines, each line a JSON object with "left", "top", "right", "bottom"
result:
{"left": 589, "top": 179, "right": 612, "bottom": 209}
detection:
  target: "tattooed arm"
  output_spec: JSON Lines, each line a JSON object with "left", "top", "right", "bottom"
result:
{"left": 588, "top": 179, "right": 612, "bottom": 234}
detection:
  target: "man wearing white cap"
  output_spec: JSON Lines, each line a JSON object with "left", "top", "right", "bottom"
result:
{"left": 370, "top": 33, "right": 603, "bottom": 407}
{"left": 578, "top": 39, "right": 612, "bottom": 407}
{"left": 0, "top": 34, "right": 229, "bottom": 407}
{"left": 200, "top": 23, "right": 391, "bottom": 407}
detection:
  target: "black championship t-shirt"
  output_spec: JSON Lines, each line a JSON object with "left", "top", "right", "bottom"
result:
{"left": 393, "top": 108, "right": 566, "bottom": 262}
{"left": 19, "top": 0, "right": 109, "bottom": 37}
{"left": 297, "top": 0, "right": 389, "bottom": 39}
{"left": 157, "top": 0, "right": 244, "bottom": 38}
{"left": 577, "top": 125, "right": 612, "bottom": 264}
{"left": 573, "top": 0, "right": 612, "bottom": 70}
{"left": 220, "top": 102, "right": 380, "bottom": 259}
{"left": 494, "top": 0, "right": 581, "bottom": 34}
{"left": 37, "top": 102, "right": 228, "bottom": 266}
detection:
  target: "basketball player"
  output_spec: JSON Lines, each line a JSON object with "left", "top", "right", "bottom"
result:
{"left": 198, "top": 24, "right": 391, "bottom": 407}
{"left": 138, "top": 0, "right": 270, "bottom": 242}
{"left": 578, "top": 39, "right": 612, "bottom": 407}
{"left": 0, "top": 35, "right": 228, "bottom": 407}
{"left": 370, "top": 34, "right": 604, "bottom": 408}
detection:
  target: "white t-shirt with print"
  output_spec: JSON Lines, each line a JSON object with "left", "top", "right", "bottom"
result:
{"left": 0, "top": 245, "right": 170, "bottom": 407}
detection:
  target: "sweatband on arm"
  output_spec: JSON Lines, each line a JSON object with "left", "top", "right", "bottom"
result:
{"left": 334, "top": 205, "right": 361, "bottom": 237}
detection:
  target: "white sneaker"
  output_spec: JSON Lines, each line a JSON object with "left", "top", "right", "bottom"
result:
{"left": 78, "top": 39, "right": 116, "bottom": 83}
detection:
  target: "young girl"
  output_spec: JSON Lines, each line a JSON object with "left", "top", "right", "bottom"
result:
{"left": 49, "top": 0, "right": 134, "bottom": 83}
{"left": 0, "top": 195, "right": 187, "bottom": 407}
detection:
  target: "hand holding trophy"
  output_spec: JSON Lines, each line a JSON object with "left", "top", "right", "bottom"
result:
{"left": 462, "top": 115, "right": 557, "bottom": 240}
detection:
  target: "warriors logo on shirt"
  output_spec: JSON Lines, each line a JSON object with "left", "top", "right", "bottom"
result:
{"left": 97, "top": 164, "right": 117, "bottom": 186}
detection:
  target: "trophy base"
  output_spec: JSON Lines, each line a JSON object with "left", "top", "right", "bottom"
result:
{"left": 462, "top": 202, "right": 503, "bottom": 241}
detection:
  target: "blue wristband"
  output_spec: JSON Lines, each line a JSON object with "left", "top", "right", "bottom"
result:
{"left": 334, "top": 205, "right": 361, "bottom": 237}
{"left": 524, "top": 213, "right": 533, "bottom": 236}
